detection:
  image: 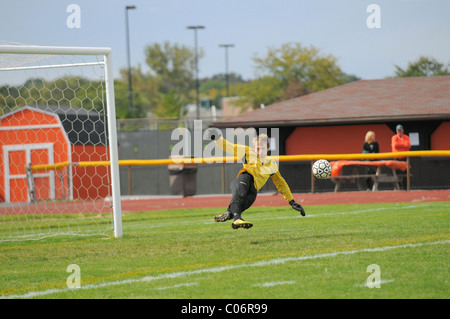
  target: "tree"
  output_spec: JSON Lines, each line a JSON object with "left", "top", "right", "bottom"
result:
{"left": 143, "top": 41, "right": 205, "bottom": 117}
{"left": 235, "top": 42, "right": 348, "bottom": 109}
{"left": 145, "top": 42, "right": 199, "bottom": 97}
{"left": 115, "top": 66, "right": 159, "bottom": 119}
{"left": 0, "top": 77, "right": 109, "bottom": 115}
{"left": 394, "top": 56, "right": 450, "bottom": 77}
{"left": 234, "top": 76, "right": 284, "bottom": 111}
{"left": 253, "top": 42, "right": 345, "bottom": 93}
{"left": 199, "top": 73, "right": 247, "bottom": 108}
{"left": 153, "top": 89, "right": 185, "bottom": 118}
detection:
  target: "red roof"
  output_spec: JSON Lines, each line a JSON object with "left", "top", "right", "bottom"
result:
{"left": 214, "top": 76, "right": 450, "bottom": 127}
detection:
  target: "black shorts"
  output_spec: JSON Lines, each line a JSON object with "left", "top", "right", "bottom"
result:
{"left": 228, "top": 172, "right": 257, "bottom": 218}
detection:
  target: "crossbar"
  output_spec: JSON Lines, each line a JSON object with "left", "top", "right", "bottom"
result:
{"left": 0, "top": 45, "right": 111, "bottom": 56}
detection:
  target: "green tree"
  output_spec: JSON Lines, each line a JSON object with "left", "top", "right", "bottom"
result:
{"left": 114, "top": 66, "right": 161, "bottom": 119}
{"left": 0, "top": 77, "right": 109, "bottom": 115}
{"left": 145, "top": 42, "right": 199, "bottom": 96}
{"left": 236, "top": 42, "right": 348, "bottom": 109}
{"left": 234, "top": 76, "right": 284, "bottom": 111}
{"left": 143, "top": 41, "right": 203, "bottom": 117}
{"left": 394, "top": 56, "right": 450, "bottom": 77}
{"left": 199, "top": 72, "right": 247, "bottom": 107}
{"left": 253, "top": 43, "right": 345, "bottom": 93}
{"left": 153, "top": 89, "right": 185, "bottom": 118}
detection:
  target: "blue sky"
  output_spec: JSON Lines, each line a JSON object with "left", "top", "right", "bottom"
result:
{"left": 1, "top": 0, "right": 449, "bottom": 81}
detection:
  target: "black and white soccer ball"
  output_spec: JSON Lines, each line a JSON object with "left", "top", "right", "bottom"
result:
{"left": 312, "top": 159, "right": 332, "bottom": 179}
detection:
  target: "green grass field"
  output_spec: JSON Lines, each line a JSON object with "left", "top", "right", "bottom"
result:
{"left": 1, "top": 201, "right": 449, "bottom": 299}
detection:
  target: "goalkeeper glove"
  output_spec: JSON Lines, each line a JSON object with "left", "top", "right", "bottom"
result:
{"left": 204, "top": 128, "right": 222, "bottom": 141}
{"left": 289, "top": 200, "right": 305, "bottom": 216}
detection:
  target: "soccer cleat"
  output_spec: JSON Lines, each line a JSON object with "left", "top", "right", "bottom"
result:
{"left": 231, "top": 219, "right": 253, "bottom": 229}
{"left": 214, "top": 211, "right": 233, "bottom": 222}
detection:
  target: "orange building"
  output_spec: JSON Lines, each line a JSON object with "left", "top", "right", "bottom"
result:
{"left": 213, "top": 76, "right": 450, "bottom": 191}
{"left": 0, "top": 105, "right": 110, "bottom": 203}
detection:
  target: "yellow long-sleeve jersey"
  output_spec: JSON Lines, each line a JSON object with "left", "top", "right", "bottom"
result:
{"left": 215, "top": 137, "right": 294, "bottom": 203}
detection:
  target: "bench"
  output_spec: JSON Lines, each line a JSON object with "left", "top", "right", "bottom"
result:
{"left": 331, "top": 173, "right": 405, "bottom": 192}
{"left": 329, "top": 160, "right": 411, "bottom": 192}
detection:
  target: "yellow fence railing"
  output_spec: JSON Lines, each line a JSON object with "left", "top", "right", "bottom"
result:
{"left": 27, "top": 150, "right": 450, "bottom": 171}
{"left": 26, "top": 150, "right": 450, "bottom": 194}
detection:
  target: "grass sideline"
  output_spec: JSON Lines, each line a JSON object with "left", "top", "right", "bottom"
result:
{"left": 0, "top": 201, "right": 449, "bottom": 299}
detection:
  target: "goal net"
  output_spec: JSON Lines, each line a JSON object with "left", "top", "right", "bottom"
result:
{"left": 0, "top": 44, "right": 122, "bottom": 241}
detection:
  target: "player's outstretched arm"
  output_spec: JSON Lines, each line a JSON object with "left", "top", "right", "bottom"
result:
{"left": 206, "top": 129, "right": 249, "bottom": 158}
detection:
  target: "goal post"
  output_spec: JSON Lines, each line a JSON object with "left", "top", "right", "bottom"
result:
{"left": 103, "top": 47, "right": 122, "bottom": 239}
{"left": 0, "top": 44, "right": 122, "bottom": 240}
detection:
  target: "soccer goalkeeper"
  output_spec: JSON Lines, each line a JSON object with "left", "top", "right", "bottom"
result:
{"left": 206, "top": 129, "right": 305, "bottom": 229}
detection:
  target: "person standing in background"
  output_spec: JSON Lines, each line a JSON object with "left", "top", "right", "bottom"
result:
{"left": 391, "top": 124, "right": 411, "bottom": 158}
{"left": 391, "top": 124, "right": 411, "bottom": 189}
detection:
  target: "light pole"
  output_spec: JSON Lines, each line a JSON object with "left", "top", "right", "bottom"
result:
{"left": 219, "top": 44, "right": 234, "bottom": 97}
{"left": 125, "top": 5, "right": 136, "bottom": 114}
{"left": 187, "top": 25, "right": 205, "bottom": 119}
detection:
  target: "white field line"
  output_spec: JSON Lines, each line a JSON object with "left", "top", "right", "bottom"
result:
{"left": 2, "top": 239, "right": 448, "bottom": 299}
{"left": 254, "top": 280, "right": 296, "bottom": 288}
{"left": 263, "top": 203, "right": 450, "bottom": 221}
{"left": 128, "top": 203, "right": 448, "bottom": 230}
{"left": 130, "top": 206, "right": 397, "bottom": 229}
{"left": 153, "top": 282, "right": 198, "bottom": 290}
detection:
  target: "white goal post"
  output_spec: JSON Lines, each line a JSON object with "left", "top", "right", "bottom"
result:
{"left": 0, "top": 44, "right": 122, "bottom": 239}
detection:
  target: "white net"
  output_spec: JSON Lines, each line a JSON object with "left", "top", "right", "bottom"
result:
{"left": 0, "top": 45, "right": 119, "bottom": 241}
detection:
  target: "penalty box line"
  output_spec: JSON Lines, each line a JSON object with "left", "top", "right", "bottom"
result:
{"left": 2, "top": 239, "right": 449, "bottom": 299}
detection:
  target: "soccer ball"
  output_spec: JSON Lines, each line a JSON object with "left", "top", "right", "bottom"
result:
{"left": 312, "top": 159, "right": 332, "bottom": 179}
